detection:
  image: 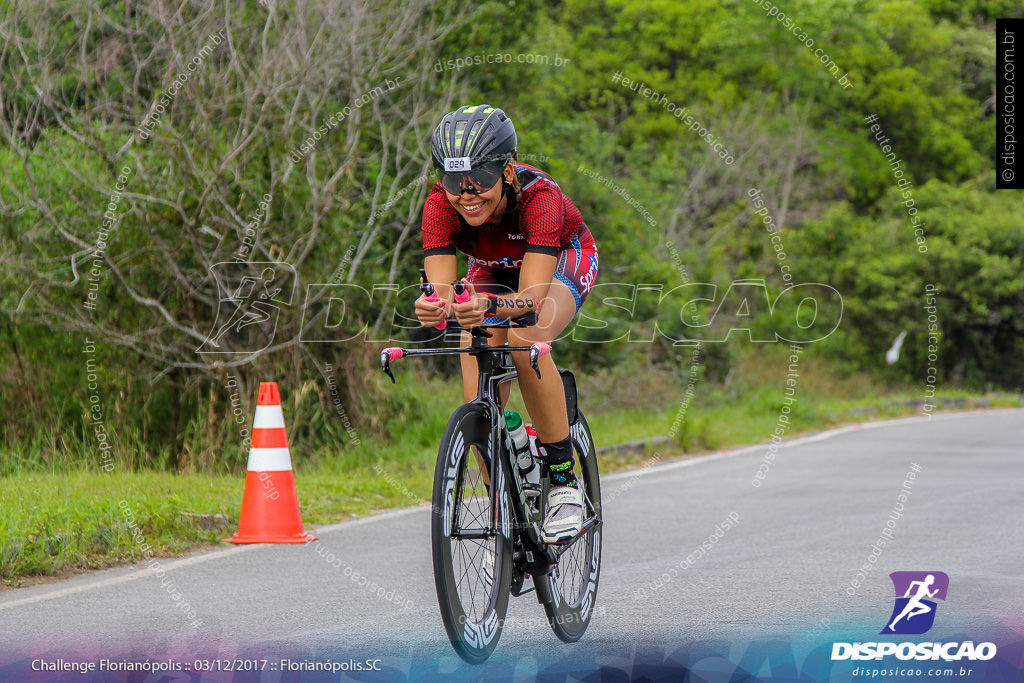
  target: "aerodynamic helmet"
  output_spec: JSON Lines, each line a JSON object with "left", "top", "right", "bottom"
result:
{"left": 431, "top": 105, "right": 517, "bottom": 179}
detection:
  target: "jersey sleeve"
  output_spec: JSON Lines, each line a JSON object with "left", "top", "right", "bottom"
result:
{"left": 519, "top": 184, "right": 564, "bottom": 255}
{"left": 421, "top": 184, "right": 459, "bottom": 256}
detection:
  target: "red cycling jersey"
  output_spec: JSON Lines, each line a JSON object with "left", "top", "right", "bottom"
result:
{"left": 421, "top": 163, "right": 596, "bottom": 268}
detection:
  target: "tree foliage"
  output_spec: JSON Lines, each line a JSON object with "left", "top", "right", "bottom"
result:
{"left": 0, "top": 0, "right": 1015, "bottom": 469}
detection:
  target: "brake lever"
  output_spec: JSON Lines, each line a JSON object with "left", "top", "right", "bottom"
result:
{"left": 380, "top": 347, "right": 403, "bottom": 384}
{"left": 528, "top": 342, "right": 551, "bottom": 379}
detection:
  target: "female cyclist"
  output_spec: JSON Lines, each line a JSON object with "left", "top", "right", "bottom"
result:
{"left": 414, "top": 104, "right": 599, "bottom": 544}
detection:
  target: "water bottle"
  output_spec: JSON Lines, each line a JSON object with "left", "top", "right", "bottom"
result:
{"left": 505, "top": 411, "right": 540, "bottom": 495}
{"left": 505, "top": 411, "right": 531, "bottom": 468}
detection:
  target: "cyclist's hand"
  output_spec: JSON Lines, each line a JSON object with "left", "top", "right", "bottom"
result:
{"left": 414, "top": 279, "right": 448, "bottom": 328}
{"left": 453, "top": 280, "right": 489, "bottom": 328}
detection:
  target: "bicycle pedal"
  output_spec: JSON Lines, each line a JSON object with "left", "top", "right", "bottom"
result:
{"left": 545, "top": 525, "right": 587, "bottom": 547}
{"left": 522, "top": 482, "right": 541, "bottom": 497}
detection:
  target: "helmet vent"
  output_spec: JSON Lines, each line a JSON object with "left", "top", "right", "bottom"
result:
{"left": 440, "top": 121, "right": 452, "bottom": 154}
{"left": 467, "top": 120, "right": 484, "bottom": 151}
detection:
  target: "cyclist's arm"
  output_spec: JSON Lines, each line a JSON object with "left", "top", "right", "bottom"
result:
{"left": 488, "top": 251, "right": 556, "bottom": 319}
{"left": 500, "top": 180, "right": 561, "bottom": 319}
{"left": 424, "top": 253, "right": 458, "bottom": 304}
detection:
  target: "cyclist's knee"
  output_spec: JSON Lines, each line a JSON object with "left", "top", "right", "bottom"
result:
{"left": 508, "top": 327, "right": 547, "bottom": 346}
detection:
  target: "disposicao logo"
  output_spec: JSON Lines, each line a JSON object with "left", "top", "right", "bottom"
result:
{"left": 882, "top": 570, "right": 948, "bottom": 635}
{"left": 831, "top": 571, "right": 997, "bottom": 663}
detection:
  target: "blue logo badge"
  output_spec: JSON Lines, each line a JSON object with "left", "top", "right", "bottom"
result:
{"left": 881, "top": 571, "right": 949, "bottom": 635}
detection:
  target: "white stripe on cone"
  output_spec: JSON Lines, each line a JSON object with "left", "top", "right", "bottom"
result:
{"left": 253, "top": 404, "right": 285, "bottom": 429}
{"left": 247, "top": 447, "right": 293, "bottom": 472}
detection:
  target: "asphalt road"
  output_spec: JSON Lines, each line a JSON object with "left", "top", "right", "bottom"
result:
{"left": 1, "top": 409, "right": 1022, "bottom": 681}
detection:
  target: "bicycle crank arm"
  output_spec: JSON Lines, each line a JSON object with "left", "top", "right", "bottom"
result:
{"left": 543, "top": 517, "right": 601, "bottom": 561}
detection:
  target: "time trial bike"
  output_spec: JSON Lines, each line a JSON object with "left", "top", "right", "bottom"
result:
{"left": 379, "top": 279, "right": 602, "bottom": 663}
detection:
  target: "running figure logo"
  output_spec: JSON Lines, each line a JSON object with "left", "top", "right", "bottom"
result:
{"left": 881, "top": 571, "right": 949, "bottom": 635}
{"left": 197, "top": 262, "right": 294, "bottom": 354}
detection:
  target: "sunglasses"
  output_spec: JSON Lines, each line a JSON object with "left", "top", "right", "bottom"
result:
{"left": 439, "top": 160, "right": 506, "bottom": 195}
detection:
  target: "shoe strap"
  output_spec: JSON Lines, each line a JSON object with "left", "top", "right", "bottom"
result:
{"left": 548, "top": 486, "right": 582, "bottom": 508}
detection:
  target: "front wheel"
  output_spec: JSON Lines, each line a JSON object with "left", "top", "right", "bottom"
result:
{"left": 544, "top": 410, "right": 602, "bottom": 642}
{"left": 431, "top": 403, "right": 512, "bottom": 664}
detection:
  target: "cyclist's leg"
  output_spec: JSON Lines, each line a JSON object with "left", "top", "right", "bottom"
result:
{"left": 512, "top": 237, "right": 597, "bottom": 541}
{"left": 507, "top": 278, "right": 577, "bottom": 443}
{"left": 509, "top": 234, "right": 597, "bottom": 443}
{"left": 511, "top": 278, "right": 582, "bottom": 541}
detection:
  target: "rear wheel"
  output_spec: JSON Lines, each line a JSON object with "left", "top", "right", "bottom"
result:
{"left": 431, "top": 403, "right": 512, "bottom": 663}
{"left": 543, "top": 411, "right": 602, "bottom": 642}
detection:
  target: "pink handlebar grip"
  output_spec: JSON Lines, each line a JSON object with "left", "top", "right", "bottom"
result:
{"left": 383, "top": 347, "right": 404, "bottom": 360}
{"left": 530, "top": 342, "right": 551, "bottom": 358}
{"left": 424, "top": 291, "right": 448, "bottom": 330}
{"left": 453, "top": 279, "right": 472, "bottom": 304}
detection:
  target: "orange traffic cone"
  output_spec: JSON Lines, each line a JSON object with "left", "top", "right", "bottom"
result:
{"left": 226, "top": 382, "right": 317, "bottom": 544}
